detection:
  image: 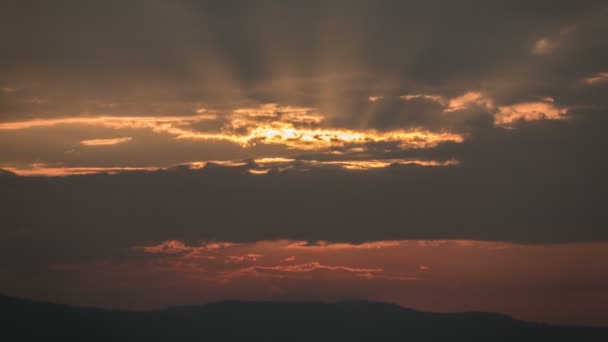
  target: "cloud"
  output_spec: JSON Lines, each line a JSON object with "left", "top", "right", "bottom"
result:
{"left": 219, "top": 262, "right": 388, "bottom": 284}
{"left": 2, "top": 157, "right": 460, "bottom": 177}
{"left": 220, "top": 123, "right": 463, "bottom": 151}
{"left": 227, "top": 254, "right": 263, "bottom": 263}
{"left": 444, "top": 92, "right": 493, "bottom": 113}
{"left": 400, "top": 91, "right": 569, "bottom": 128}
{"left": 400, "top": 94, "right": 446, "bottom": 105}
{"left": 1, "top": 165, "right": 159, "bottom": 177}
{"left": 584, "top": 72, "right": 608, "bottom": 85}
{"left": 531, "top": 25, "right": 577, "bottom": 55}
{"left": 0, "top": 114, "right": 217, "bottom": 132}
{"left": 80, "top": 137, "right": 132, "bottom": 146}
{"left": 286, "top": 241, "right": 401, "bottom": 250}
{"left": 494, "top": 101, "right": 568, "bottom": 126}
{"left": 240, "top": 262, "right": 383, "bottom": 274}
{"left": 137, "top": 240, "right": 190, "bottom": 255}
{"left": 0, "top": 105, "right": 464, "bottom": 155}
{"left": 398, "top": 91, "right": 570, "bottom": 129}
{"left": 532, "top": 38, "right": 556, "bottom": 55}
{"left": 135, "top": 240, "right": 239, "bottom": 257}
{"left": 280, "top": 256, "right": 296, "bottom": 263}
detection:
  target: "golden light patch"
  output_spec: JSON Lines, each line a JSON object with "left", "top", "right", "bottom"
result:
{"left": 3, "top": 164, "right": 160, "bottom": 177}
{"left": 400, "top": 94, "right": 446, "bottom": 105}
{"left": 0, "top": 114, "right": 218, "bottom": 131}
{"left": 0, "top": 105, "right": 463, "bottom": 151}
{"left": 80, "top": 137, "right": 132, "bottom": 146}
{"left": 495, "top": 101, "right": 568, "bottom": 126}
{"left": 444, "top": 91, "right": 493, "bottom": 112}
{"left": 248, "top": 168, "right": 271, "bottom": 175}
{"left": 213, "top": 124, "right": 465, "bottom": 150}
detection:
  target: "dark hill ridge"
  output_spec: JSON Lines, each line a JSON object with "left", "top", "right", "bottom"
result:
{"left": 1, "top": 295, "right": 606, "bottom": 341}
{"left": 0, "top": 168, "right": 17, "bottom": 177}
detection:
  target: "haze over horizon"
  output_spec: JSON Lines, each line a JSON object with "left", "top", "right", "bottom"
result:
{"left": 1, "top": 0, "right": 607, "bottom": 328}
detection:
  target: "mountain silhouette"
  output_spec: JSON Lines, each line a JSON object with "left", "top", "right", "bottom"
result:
{"left": 1, "top": 295, "right": 606, "bottom": 341}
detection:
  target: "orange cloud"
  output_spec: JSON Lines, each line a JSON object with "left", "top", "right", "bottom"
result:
{"left": 0, "top": 104, "right": 464, "bottom": 151}
{"left": 401, "top": 91, "right": 569, "bottom": 127}
{"left": 198, "top": 123, "right": 463, "bottom": 150}
{"left": 2, "top": 164, "right": 159, "bottom": 177}
{"left": 247, "top": 262, "right": 383, "bottom": 273}
{"left": 80, "top": 137, "right": 132, "bottom": 146}
{"left": 254, "top": 157, "right": 296, "bottom": 164}
{"left": 248, "top": 168, "right": 271, "bottom": 175}
{"left": 220, "top": 262, "right": 385, "bottom": 283}
{"left": 402, "top": 91, "right": 567, "bottom": 127}
{"left": 2, "top": 157, "right": 460, "bottom": 177}
{"left": 584, "top": 72, "right": 608, "bottom": 85}
{"left": 227, "top": 254, "right": 264, "bottom": 263}
{"left": 444, "top": 91, "right": 493, "bottom": 112}
{"left": 280, "top": 256, "right": 296, "bottom": 263}
{"left": 0, "top": 114, "right": 217, "bottom": 131}
{"left": 400, "top": 94, "right": 446, "bottom": 105}
{"left": 495, "top": 101, "right": 568, "bottom": 126}
{"left": 401, "top": 92, "right": 493, "bottom": 112}
{"left": 301, "top": 158, "right": 459, "bottom": 171}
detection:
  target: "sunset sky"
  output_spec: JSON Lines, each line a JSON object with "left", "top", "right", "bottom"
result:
{"left": 1, "top": 0, "right": 608, "bottom": 326}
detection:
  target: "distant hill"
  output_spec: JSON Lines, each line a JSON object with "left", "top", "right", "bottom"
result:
{"left": 1, "top": 295, "right": 606, "bottom": 341}
{"left": 0, "top": 169, "right": 17, "bottom": 177}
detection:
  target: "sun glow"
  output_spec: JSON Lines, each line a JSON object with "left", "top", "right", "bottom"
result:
{"left": 0, "top": 104, "right": 464, "bottom": 151}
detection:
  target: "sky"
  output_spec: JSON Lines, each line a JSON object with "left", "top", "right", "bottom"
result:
{"left": 1, "top": 0, "right": 608, "bottom": 326}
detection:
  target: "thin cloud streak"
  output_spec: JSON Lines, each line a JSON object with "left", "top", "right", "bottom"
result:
{"left": 0, "top": 114, "right": 218, "bottom": 130}
{"left": 584, "top": 72, "right": 608, "bottom": 85}
{"left": 80, "top": 137, "right": 132, "bottom": 146}
{"left": 2, "top": 157, "right": 460, "bottom": 176}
